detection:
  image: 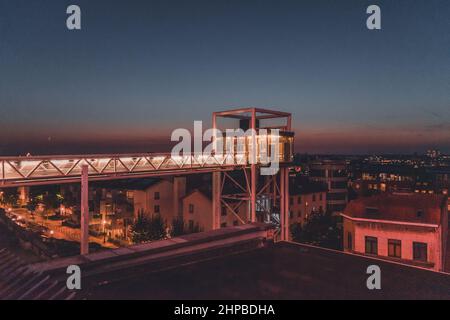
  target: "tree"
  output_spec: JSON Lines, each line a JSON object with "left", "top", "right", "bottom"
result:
{"left": 130, "top": 212, "right": 151, "bottom": 243}
{"left": 171, "top": 217, "right": 186, "bottom": 237}
{"left": 147, "top": 214, "right": 166, "bottom": 241}
{"left": 290, "top": 212, "right": 342, "bottom": 250}
{"left": 0, "top": 188, "right": 19, "bottom": 207}
{"left": 41, "top": 193, "right": 63, "bottom": 215}
{"left": 26, "top": 197, "right": 39, "bottom": 212}
{"left": 130, "top": 211, "right": 167, "bottom": 244}
{"left": 170, "top": 217, "right": 202, "bottom": 237}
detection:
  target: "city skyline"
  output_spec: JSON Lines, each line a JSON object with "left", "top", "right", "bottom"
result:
{"left": 1, "top": 0, "right": 449, "bottom": 155}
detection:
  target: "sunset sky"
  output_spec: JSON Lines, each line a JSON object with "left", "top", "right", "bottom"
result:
{"left": 0, "top": 0, "right": 449, "bottom": 155}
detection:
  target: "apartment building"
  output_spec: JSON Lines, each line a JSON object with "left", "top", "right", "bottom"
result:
{"left": 342, "top": 193, "right": 448, "bottom": 271}
{"left": 310, "top": 160, "right": 348, "bottom": 213}
{"left": 289, "top": 181, "right": 327, "bottom": 227}
{"left": 133, "top": 177, "right": 186, "bottom": 223}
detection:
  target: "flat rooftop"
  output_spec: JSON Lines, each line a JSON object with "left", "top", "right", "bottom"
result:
{"left": 85, "top": 241, "right": 450, "bottom": 300}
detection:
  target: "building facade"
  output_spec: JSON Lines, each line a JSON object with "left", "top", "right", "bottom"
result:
{"left": 310, "top": 160, "right": 348, "bottom": 213}
{"left": 289, "top": 185, "right": 327, "bottom": 228}
{"left": 342, "top": 193, "right": 448, "bottom": 271}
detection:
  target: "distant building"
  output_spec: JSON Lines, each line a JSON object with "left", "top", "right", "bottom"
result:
{"left": 289, "top": 179, "right": 327, "bottom": 228}
{"left": 342, "top": 193, "right": 448, "bottom": 271}
{"left": 352, "top": 164, "right": 418, "bottom": 196}
{"left": 427, "top": 149, "right": 441, "bottom": 159}
{"left": 351, "top": 165, "right": 450, "bottom": 213}
{"left": 132, "top": 177, "right": 186, "bottom": 222}
{"left": 309, "top": 160, "right": 348, "bottom": 213}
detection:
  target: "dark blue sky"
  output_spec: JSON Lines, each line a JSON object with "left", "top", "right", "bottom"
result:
{"left": 0, "top": 0, "right": 449, "bottom": 155}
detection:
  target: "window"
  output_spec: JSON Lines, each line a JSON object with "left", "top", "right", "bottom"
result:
{"left": 154, "top": 192, "right": 160, "bottom": 200}
{"left": 347, "top": 232, "right": 353, "bottom": 250}
{"left": 312, "top": 194, "right": 316, "bottom": 202}
{"left": 126, "top": 191, "right": 134, "bottom": 199}
{"left": 297, "top": 210, "right": 302, "bottom": 218}
{"left": 221, "top": 206, "right": 227, "bottom": 216}
{"left": 388, "top": 239, "right": 401, "bottom": 258}
{"left": 365, "top": 236, "right": 378, "bottom": 255}
{"left": 233, "top": 220, "right": 239, "bottom": 226}
{"left": 289, "top": 197, "right": 294, "bottom": 205}
{"left": 154, "top": 205, "right": 160, "bottom": 214}
{"left": 289, "top": 211, "right": 293, "bottom": 219}
{"left": 189, "top": 204, "right": 194, "bottom": 214}
{"left": 221, "top": 222, "right": 227, "bottom": 228}
{"left": 319, "top": 193, "right": 323, "bottom": 201}
{"left": 413, "top": 242, "right": 427, "bottom": 262}
{"left": 297, "top": 196, "right": 301, "bottom": 204}
{"left": 416, "top": 210, "right": 424, "bottom": 218}
{"left": 188, "top": 220, "right": 194, "bottom": 230}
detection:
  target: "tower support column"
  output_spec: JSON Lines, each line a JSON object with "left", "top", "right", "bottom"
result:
{"left": 280, "top": 167, "right": 290, "bottom": 241}
{"left": 250, "top": 164, "right": 257, "bottom": 222}
{"left": 81, "top": 165, "right": 89, "bottom": 255}
{"left": 250, "top": 108, "right": 257, "bottom": 223}
{"left": 212, "top": 171, "right": 221, "bottom": 229}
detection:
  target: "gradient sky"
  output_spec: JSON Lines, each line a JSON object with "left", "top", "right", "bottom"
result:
{"left": 0, "top": 0, "right": 449, "bottom": 155}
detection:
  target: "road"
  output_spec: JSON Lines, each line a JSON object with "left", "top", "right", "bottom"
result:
{"left": 6, "top": 207, "right": 117, "bottom": 249}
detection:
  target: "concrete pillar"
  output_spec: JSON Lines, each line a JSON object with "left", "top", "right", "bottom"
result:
{"left": 18, "top": 186, "right": 29, "bottom": 206}
{"left": 81, "top": 165, "right": 89, "bottom": 255}
{"left": 212, "top": 171, "right": 221, "bottom": 229}
{"left": 173, "top": 176, "right": 186, "bottom": 218}
{"left": 280, "top": 167, "right": 290, "bottom": 241}
{"left": 285, "top": 168, "right": 290, "bottom": 240}
{"left": 251, "top": 164, "right": 257, "bottom": 222}
{"left": 250, "top": 108, "right": 257, "bottom": 223}
{"left": 280, "top": 169, "right": 285, "bottom": 240}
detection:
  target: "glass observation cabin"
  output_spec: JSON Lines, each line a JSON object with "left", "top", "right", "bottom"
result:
{"left": 212, "top": 108, "right": 294, "bottom": 165}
